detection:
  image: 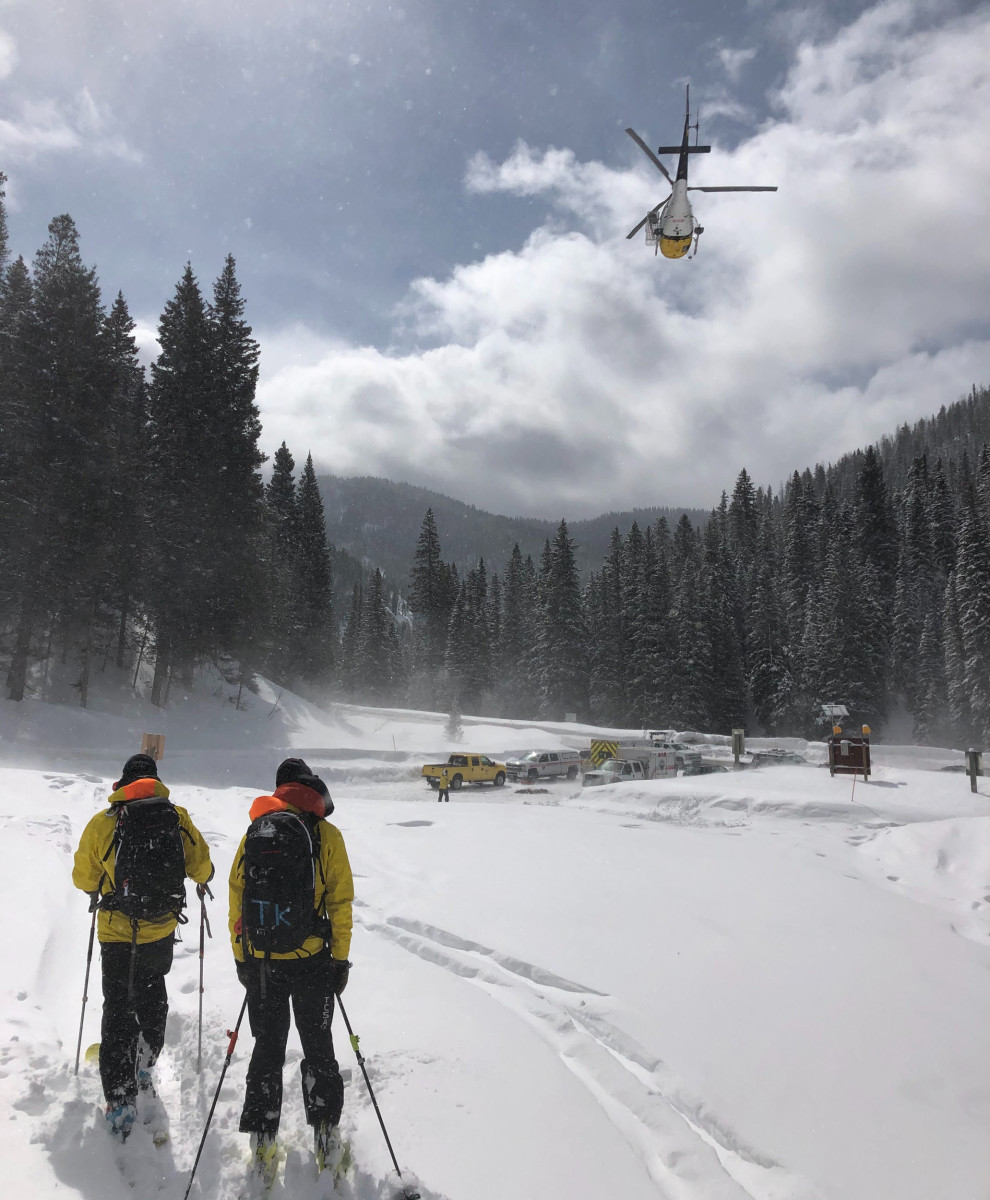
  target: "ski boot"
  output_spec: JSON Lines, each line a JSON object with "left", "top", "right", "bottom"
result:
{"left": 249, "top": 1132, "right": 280, "bottom": 1191}
{"left": 105, "top": 1099, "right": 137, "bottom": 1143}
{"left": 314, "top": 1122, "right": 349, "bottom": 1182}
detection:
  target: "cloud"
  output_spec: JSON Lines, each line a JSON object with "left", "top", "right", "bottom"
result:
{"left": 255, "top": 0, "right": 990, "bottom": 519}
{"left": 717, "top": 45, "right": 757, "bottom": 82}
{"left": 0, "top": 30, "right": 17, "bottom": 80}
{"left": 0, "top": 88, "right": 141, "bottom": 164}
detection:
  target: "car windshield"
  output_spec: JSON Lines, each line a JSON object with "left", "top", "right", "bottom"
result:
{"left": 524, "top": 751, "right": 541, "bottom": 761}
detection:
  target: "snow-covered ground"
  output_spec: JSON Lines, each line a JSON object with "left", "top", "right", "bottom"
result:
{"left": 1, "top": 680, "right": 988, "bottom": 1200}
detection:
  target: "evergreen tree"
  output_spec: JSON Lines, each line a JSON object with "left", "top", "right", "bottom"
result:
{"left": 943, "top": 572, "right": 972, "bottom": 744}
{"left": 0, "top": 257, "right": 39, "bottom": 698}
{"left": 360, "top": 569, "right": 397, "bottom": 703}
{"left": 146, "top": 264, "right": 215, "bottom": 700}
{"left": 263, "top": 442, "right": 300, "bottom": 677}
{"left": 955, "top": 494, "right": 990, "bottom": 742}
{"left": 145, "top": 258, "right": 265, "bottom": 701}
{"left": 294, "top": 453, "right": 335, "bottom": 688}
{"left": 853, "top": 445, "right": 898, "bottom": 596}
{"left": 409, "top": 509, "right": 448, "bottom": 679}
{"left": 98, "top": 292, "right": 148, "bottom": 675}
{"left": 535, "top": 522, "right": 587, "bottom": 720}
{"left": 727, "top": 468, "right": 759, "bottom": 569}
{"left": 748, "top": 509, "right": 792, "bottom": 733}
{"left": 339, "top": 582, "right": 363, "bottom": 697}
{"left": 6, "top": 217, "right": 105, "bottom": 702}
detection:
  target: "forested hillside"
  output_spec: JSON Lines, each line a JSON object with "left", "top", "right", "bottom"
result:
{"left": 316, "top": 473, "right": 705, "bottom": 584}
{"left": 1, "top": 183, "right": 988, "bottom": 745}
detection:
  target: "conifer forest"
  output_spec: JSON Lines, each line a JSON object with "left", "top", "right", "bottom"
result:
{"left": 2, "top": 189, "right": 989, "bottom": 747}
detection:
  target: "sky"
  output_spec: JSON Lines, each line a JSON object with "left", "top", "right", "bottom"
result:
{"left": 1, "top": 0, "right": 989, "bottom": 518}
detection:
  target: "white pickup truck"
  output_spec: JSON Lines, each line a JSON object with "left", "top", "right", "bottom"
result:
{"left": 505, "top": 749, "right": 583, "bottom": 782}
{"left": 582, "top": 758, "right": 646, "bottom": 787}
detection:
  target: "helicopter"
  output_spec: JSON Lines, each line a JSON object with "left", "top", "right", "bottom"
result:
{"left": 626, "top": 85, "right": 777, "bottom": 258}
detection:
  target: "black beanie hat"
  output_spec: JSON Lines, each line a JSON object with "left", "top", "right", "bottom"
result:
{"left": 114, "top": 753, "right": 160, "bottom": 790}
{"left": 275, "top": 757, "right": 332, "bottom": 809}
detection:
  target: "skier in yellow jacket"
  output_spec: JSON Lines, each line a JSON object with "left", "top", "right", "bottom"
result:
{"left": 228, "top": 757, "right": 353, "bottom": 1184}
{"left": 72, "top": 753, "right": 213, "bottom": 1140}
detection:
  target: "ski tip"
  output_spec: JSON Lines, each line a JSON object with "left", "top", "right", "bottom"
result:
{"left": 85, "top": 1042, "right": 101, "bottom": 1064}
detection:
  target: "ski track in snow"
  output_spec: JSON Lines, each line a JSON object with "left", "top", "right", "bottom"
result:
{"left": 357, "top": 907, "right": 824, "bottom": 1200}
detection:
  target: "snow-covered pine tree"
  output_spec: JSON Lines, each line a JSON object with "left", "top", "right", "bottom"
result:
{"left": 747, "top": 508, "right": 791, "bottom": 734}
{"left": 942, "top": 572, "right": 972, "bottom": 745}
{"left": 955, "top": 492, "right": 990, "bottom": 743}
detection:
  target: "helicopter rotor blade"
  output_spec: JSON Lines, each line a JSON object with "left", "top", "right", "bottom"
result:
{"left": 626, "top": 196, "right": 670, "bottom": 240}
{"left": 687, "top": 186, "right": 778, "bottom": 192}
{"left": 625, "top": 129, "right": 675, "bottom": 186}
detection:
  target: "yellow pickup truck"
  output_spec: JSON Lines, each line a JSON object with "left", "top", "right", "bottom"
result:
{"left": 421, "top": 753, "right": 507, "bottom": 790}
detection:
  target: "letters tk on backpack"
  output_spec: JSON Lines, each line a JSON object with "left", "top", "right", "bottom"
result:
{"left": 240, "top": 809, "right": 332, "bottom": 966}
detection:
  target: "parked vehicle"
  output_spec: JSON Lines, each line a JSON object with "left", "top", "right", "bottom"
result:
{"left": 583, "top": 746, "right": 677, "bottom": 786}
{"left": 421, "top": 753, "right": 507, "bottom": 790}
{"left": 750, "top": 749, "right": 807, "bottom": 766}
{"left": 505, "top": 749, "right": 583, "bottom": 782}
{"left": 648, "top": 737, "right": 702, "bottom": 770}
{"left": 582, "top": 758, "right": 646, "bottom": 786}
{"left": 682, "top": 762, "right": 729, "bottom": 776}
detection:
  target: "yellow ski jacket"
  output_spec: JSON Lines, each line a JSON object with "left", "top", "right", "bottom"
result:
{"left": 72, "top": 779, "right": 213, "bottom": 944}
{"left": 228, "top": 788, "right": 354, "bottom": 963}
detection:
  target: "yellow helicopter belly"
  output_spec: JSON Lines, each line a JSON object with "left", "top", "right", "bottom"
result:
{"left": 659, "top": 236, "right": 692, "bottom": 259}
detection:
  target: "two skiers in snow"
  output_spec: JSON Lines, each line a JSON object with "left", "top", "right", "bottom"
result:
{"left": 71, "top": 753, "right": 214, "bottom": 1141}
{"left": 72, "top": 751, "right": 354, "bottom": 1186}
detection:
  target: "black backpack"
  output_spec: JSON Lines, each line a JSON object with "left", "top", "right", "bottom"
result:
{"left": 104, "top": 797, "right": 189, "bottom": 925}
{"left": 241, "top": 810, "right": 327, "bottom": 957}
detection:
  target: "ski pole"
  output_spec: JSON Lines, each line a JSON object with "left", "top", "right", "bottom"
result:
{"left": 196, "top": 884, "right": 213, "bottom": 1074}
{"left": 336, "top": 994, "right": 421, "bottom": 1200}
{"left": 73, "top": 898, "right": 99, "bottom": 1076}
{"left": 183, "top": 994, "right": 248, "bottom": 1200}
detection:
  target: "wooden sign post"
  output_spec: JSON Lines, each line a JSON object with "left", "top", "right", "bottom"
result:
{"left": 141, "top": 733, "right": 165, "bottom": 762}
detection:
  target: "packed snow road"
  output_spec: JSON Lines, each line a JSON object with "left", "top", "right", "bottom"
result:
{"left": 0, "top": 723, "right": 988, "bottom": 1200}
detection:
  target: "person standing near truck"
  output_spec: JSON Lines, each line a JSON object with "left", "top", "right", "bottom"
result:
{"left": 437, "top": 767, "right": 450, "bottom": 802}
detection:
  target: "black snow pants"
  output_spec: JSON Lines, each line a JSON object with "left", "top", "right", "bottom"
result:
{"left": 236, "top": 951, "right": 344, "bottom": 1136}
{"left": 99, "top": 935, "right": 174, "bottom": 1105}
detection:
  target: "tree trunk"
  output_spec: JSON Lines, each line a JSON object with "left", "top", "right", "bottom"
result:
{"left": 116, "top": 592, "right": 130, "bottom": 670}
{"left": 5, "top": 595, "right": 33, "bottom": 702}
{"left": 151, "top": 628, "right": 171, "bottom": 707}
{"left": 78, "top": 591, "right": 99, "bottom": 708}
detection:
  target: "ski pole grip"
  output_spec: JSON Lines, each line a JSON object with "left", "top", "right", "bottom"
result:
{"left": 226, "top": 1028, "right": 239, "bottom": 1055}
{"left": 349, "top": 1032, "right": 360, "bottom": 1055}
